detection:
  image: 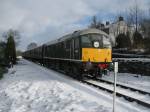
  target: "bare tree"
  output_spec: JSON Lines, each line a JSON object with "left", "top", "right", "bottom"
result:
{"left": 126, "top": 0, "right": 144, "bottom": 32}
{"left": 90, "top": 16, "right": 97, "bottom": 28}
{"left": 27, "top": 42, "right": 37, "bottom": 50}
{"left": 89, "top": 16, "right": 103, "bottom": 29}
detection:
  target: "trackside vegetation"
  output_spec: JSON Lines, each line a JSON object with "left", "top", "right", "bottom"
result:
{"left": 0, "top": 30, "right": 17, "bottom": 79}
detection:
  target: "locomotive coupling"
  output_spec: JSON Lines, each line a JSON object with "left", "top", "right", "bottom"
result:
{"left": 83, "top": 59, "right": 93, "bottom": 71}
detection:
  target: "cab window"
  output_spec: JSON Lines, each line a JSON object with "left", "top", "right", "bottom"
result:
{"left": 81, "top": 34, "right": 103, "bottom": 48}
{"left": 81, "top": 35, "right": 92, "bottom": 47}
{"left": 103, "top": 35, "right": 111, "bottom": 48}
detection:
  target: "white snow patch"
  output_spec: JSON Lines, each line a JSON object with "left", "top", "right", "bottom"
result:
{"left": 0, "top": 59, "right": 110, "bottom": 112}
{"left": 103, "top": 72, "right": 150, "bottom": 93}
{"left": 0, "top": 59, "right": 149, "bottom": 112}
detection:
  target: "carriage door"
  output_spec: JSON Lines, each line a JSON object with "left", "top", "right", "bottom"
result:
{"left": 74, "top": 37, "right": 80, "bottom": 59}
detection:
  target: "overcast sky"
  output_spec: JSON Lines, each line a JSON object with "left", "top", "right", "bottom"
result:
{"left": 0, "top": 0, "right": 149, "bottom": 51}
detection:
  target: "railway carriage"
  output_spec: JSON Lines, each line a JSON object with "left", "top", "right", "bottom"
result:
{"left": 23, "top": 28, "right": 112, "bottom": 80}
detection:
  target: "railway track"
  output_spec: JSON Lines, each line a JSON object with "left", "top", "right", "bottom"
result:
{"left": 53, "top": 69, "right": 150, "bottom": 109}
{"left": 82, "top": 78, "right": 150, "bottom": 109}
{"left": 34, "top": 63, "right": 150, "bottom": 109}
{"left": 95, "top": 78, "right": 150, "bottom": 96}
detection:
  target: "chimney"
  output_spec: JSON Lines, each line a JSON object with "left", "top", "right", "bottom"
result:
{"left": 106, "top": 21, "right": 110, "bottom": 25}
{"left": 119, "top": 16, "right": 124, "bottom": 21}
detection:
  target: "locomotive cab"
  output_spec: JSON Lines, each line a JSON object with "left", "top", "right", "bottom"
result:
{"left": 81, "top": 33, "right": 112, "bottom": 77}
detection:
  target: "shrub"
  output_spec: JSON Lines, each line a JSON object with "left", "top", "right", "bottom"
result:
{"left": 116, "top": 33, "right": 131, "bottom": 48}
{"left": 143, "top": 38, "right": 150, "bottom": 53}
{"left": 133, "top": 31, "right": 143, "bottom": 49}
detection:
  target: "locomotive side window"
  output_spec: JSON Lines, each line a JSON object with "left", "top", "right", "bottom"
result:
{"left": 103, "top": 35, "right": 111, "bottom": 48}
{"left": 74, "top": 37, "right": 80, "bottom": 59}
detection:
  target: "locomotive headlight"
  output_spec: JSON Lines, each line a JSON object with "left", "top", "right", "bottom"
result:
{"left": 93, "top": 41, "right": 99, "bottom": 48}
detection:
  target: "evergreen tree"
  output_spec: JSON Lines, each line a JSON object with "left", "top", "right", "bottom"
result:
{"left": 5, "top": 34, "right": 16, "bottom": 64}
{"left": 3, "top": 29, "right": 20, "bottom": 47}
{"left": 116, "top": 33, "right": 131, "bottom": 48}
{"left": 143, "top": 38, "right": 150, "bottom": 52}
{"left": 0, "top": 41, "right": 6, "bottom": 65}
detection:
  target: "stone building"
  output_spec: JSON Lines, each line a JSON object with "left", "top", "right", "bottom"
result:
{"left": 102, "top": 17, "right": 135, "bottom": 46}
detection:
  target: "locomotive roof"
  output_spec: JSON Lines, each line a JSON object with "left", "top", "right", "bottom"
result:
{"left": 45, "top": 28, "right": 109, "bottom": 46}
{"left": 24, "top": 28, "right": 109, "bottom": 52}
{"left": 77, "top": 28, "right": 108, "bottom": 36}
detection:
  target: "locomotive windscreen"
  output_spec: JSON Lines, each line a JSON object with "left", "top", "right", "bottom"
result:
{"left": 81, "top": 34, "right": 111, "bottom": 48}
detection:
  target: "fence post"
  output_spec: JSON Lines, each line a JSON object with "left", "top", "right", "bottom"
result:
{"left": 113, "top": 62, "right": 118, "bottom": 112}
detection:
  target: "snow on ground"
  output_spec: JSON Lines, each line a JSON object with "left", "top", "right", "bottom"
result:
{"left": 0, "top": 59, "right": 149, "bottom": 112}
{"left": 87, "top": 80, "right": 150, "bottom": 104}
{"left": 103, "top": 72, "right": 150, "bottom": 92}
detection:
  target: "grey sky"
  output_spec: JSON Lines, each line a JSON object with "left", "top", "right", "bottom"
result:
{"left": 0, "top": 0, "right": 149, "bottom": 51}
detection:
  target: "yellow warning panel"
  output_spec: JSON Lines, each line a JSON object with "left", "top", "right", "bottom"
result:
{"left": 82, "top": 48, "right": 112, "bottom": 62}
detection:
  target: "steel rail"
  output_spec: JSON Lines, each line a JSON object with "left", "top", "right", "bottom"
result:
{"left": 95, "top": 78, "right": 150, "bottom": 96}
{"left": 82, "top": 80, "right": 150, "bottom": 108}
